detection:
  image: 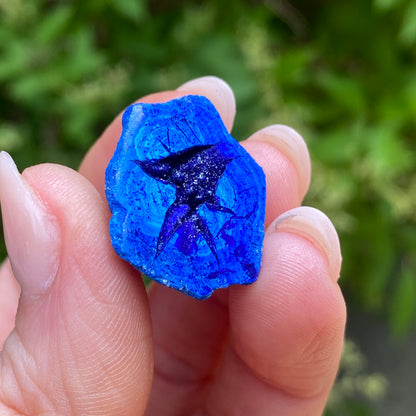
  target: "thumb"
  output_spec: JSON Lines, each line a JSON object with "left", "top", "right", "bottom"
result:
{"left": 0, "top": 153, "right": 153, "bottom": 415}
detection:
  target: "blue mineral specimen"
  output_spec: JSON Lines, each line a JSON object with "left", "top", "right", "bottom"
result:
{"left": 105, "top": 95, "right": 266, "bottom": 299}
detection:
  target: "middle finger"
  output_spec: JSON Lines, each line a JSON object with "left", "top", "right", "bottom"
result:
{"left": 146, "top": 118, "right": 311, "bottom": 415}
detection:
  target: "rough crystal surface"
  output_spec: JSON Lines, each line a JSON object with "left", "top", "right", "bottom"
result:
{"left": 105, "top": 95, "right": 266, "bottom": 299}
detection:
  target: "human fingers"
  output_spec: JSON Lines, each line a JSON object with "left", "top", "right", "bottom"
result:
{"left": 145, "top": 126, "right": 311, "bottom": 414}
{"left": 79, "top": 76, "right": 235, "bottom": 198}
{"left": 0, "top": 154, "right": 152, "bottom": 415}
{"left": 0, "top": 260, "right": 20, "bottom": 349}
{"left": 200, "top": 207, "right": 345, "bottom": 415}
{"left": 243, "top": 125, "right": 310, "bottom": 226}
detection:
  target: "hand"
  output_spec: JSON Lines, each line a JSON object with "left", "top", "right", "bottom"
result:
{"left": 0, "top": 77, "right": 346, "bottom": 415}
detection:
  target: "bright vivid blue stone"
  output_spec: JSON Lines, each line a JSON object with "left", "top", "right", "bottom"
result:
{"left": 105, "top": 95, "right": 266, "bottom": 299}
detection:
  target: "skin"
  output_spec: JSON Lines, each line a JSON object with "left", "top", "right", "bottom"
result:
{"left": 0, "top": 85, "right": 346, "bottom": 415}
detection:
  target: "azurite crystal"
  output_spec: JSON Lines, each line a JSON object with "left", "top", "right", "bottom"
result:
{"left": 105, "top": 95, "right": 266, "bottom": 299}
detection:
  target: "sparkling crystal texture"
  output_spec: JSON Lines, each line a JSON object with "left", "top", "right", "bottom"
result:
{"left": 105, "top": 95, "right": 266, "bottom": 299}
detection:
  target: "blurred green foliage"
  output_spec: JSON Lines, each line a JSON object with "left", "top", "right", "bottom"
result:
{"left": 1, "top": 0, "right": 415, "bottom": 320}
{"left": 2, "top": 0, "right": 415, "bottom": 413}
{"left": 2, "top": 0, "right": 415, "bottom": 334}
{"left": 0, "top": 0, "right": 415, "bottom": 399}
{"left": 326, "top": 339, "right": 388, "bottom": 416}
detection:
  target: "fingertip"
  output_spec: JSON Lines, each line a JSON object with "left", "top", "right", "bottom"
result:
{"left": 269, "top": 206, "right": 342, "bottom": 281}
{"left": 247, "top": 125, "right": 311, "bottom": 201}
{"left": 177, "top": 76, "right": 236, "bottom": 131}
{"left": 228, "top": 205, "right": 345, "bottom": 400}
{"left": 0, "top": 153, "right": 61, "bottom": 297}
{"left": 0, "top": 260, "right": 20, "bottom": 350}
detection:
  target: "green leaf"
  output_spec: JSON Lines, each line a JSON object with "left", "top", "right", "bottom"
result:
{"left": 316, "top": 70, "right": 366, "bottom": 116}
{"left": 110, "top": 0, "right": 146, "bottom": 22}
{"left": 309, "top": 123, "right": 365, "bottom": 165}
{"left": 399, "top": 1, "right": 416, "bottom": 45}
{"left": 365, "top": 127, "right": 414, "bottom": 179}
{"left": 35, "top": 5, "right": 71, "bottom": 44}
{"left": 59, "top": 27, "right": 105, "bottom": 80}
{"left": 373, "top": 0, "right": 404, "bottom": 11}
{"left": 0, "top": 124, "right": 25, "bottom": 151}
{"left": 11, "top": 68, "right": 64, "bottom": 102}
{"left": 0, "top": 39, "right": 31, "bottom": 80}
{"left": 274, "top": 47, "right": 315, "bottom": 86}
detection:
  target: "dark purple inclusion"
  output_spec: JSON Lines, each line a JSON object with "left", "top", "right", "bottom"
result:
{"left": 133, "top": 143, "right": 234, "bottom": 263}
{"left": 105, "top": 95, "right": 266, "bottom": 300}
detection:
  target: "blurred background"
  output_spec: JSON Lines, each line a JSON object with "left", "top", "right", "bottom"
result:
{"left": 1, "top": 0, "right": 415, "bottom": 414}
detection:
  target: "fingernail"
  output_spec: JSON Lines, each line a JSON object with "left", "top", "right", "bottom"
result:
{"left": 177, "top": 76, "right": 236, "bottom": 131}
{"left": 0, "top": 152, "right": 60, "bottom": 296}
{"left": 249, "top": 125, "right": 311, "bottom": 199}
{"left": 270, "top": 206, "right": 342, "bottom": 281}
